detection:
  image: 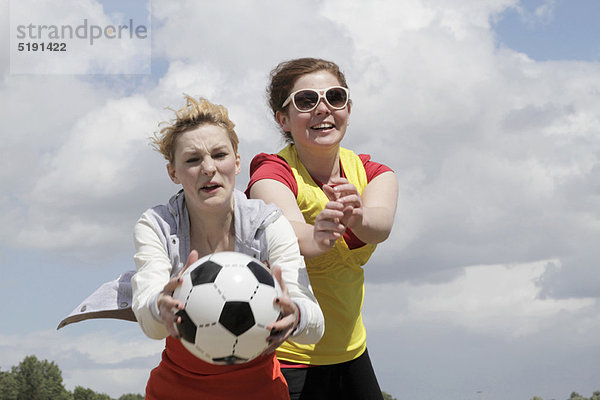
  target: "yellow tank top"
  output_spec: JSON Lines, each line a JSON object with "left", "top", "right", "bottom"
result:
{"left": 276, "top": 144, "right": 377, "bottom": 365}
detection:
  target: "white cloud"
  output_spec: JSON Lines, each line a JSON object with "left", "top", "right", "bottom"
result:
{"left": 363, "top": 261, "right": 600, "bottom": 399}
{"left": 2, "top": 0, "right": 598, "bottom": 289}
{"left": 30, "top": 95, "right": 156, "bottom": 200}
{"left": 0, "top": 329, "right": 161, "bottom": 366}
{"left": 0, "top": 61, "right": 282, "bottom": 252}
{"left": 524, "top": 0, "right": 557, "bottom": 27}
{"left": 0, "top": 327, "right": 163, "bottom": 397}
{"left": 151, "top": 61, "right": 225, "bottom": 104}
{"left": 322, "top": 5, "right": 600, "bottom": 297}
{"left": 0, "top": 75, "right": 110, "bottom": 186}
{"left": 364, "top": 260, "right": 599, "bottom": 340}
{"left": 1, "top": 0, "right": 597, "bottom": 290}
{"left": 151, "top": 0, "right": 354, "bottom": 70}
{"left": 4, "top": 95, "right": 166, "bottom": 251}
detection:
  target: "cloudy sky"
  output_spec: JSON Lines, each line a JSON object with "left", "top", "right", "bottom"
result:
{"left": 1, "top": 0, "right": 599, "bottom": 399}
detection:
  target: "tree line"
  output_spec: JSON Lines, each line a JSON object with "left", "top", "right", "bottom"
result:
{"left": 0, "top": 355, "right": 143, "bottom": 400}
{"left": 2, "top": 355, "right": 596, "bottom": 400}
{"left": 3, "top": 354, "right": 595, "bottom": 400}
{"left": 0, "top": 355, "right": 399, "bottom": 400}
{"left": 531, "top": 393, "right": 600, "bottom": 400}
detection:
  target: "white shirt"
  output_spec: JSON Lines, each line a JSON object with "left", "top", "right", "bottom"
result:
{"left": 131, "top": 212, "right": 324, "bottom": 344}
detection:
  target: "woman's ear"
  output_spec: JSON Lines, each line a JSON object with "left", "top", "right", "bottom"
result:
{"left": 275, "top": 110, "right": 290, "bottom": 133}
{"left": 167, "top": 163, "right": 180, "bottom": 184}
{"left": 235, "top": 153, "right": 241, "bottom": 176}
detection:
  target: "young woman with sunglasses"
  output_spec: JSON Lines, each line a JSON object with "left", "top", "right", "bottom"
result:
{"left": 246, "top": 58, "right": 398, "bottom": 400}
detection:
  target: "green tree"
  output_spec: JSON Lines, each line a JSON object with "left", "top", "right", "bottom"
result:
{"left": 118, "top": 395, "right": 144, "bottom": 400}
{"left": 73, "top": 386, "right": 96, "bottom": 400}
{"left": 569, "top": 393, "right": 588, "bottom": 400}
{"left": 0, "top": 369, "right": 19, "bottom": 400}
{"left": 591, "top": 391, "right": 600, "bottom": 400}
{"left": 530, "top": 396, "right": 543, "bottom": 400}
{"left": 12, "top": 355, "right": 71, "bottom": 400}
{"left": 382, "top": 391, "right": 397, "bottom": 400}
{"left": 73, "top": 386, "right": 112, "bottom": 400}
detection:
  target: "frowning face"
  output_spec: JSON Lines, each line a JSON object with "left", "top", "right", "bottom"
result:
{"left": 167, "top": 124, "right": 240, "bottom": 212}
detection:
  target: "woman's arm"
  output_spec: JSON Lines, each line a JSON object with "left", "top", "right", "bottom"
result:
{"left": 131, "top": 212, "right": 177, "bottom": 340}
{"left": 326, "top": 171, "right": 398, "bottom": 244}
{"left": 264, "top": 214, "right": 325, "bottom": 345}
{"left": 249, "top": 179, "right": 345, "bottom": 258}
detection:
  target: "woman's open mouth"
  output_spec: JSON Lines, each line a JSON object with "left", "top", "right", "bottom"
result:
{"left": 201, "top": 183, "right": 221, "bottom": 193}
{"left": 311, "top": 122, "right": 335, "bottom": 132}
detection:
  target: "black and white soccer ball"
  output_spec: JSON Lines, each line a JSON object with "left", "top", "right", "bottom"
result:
{"left": 173, "top": 251, "right": 282, "bottom": 365}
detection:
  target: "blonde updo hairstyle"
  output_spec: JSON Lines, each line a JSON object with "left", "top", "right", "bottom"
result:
{"left": 152, "top": 95, "right": 239, "bottom": 164}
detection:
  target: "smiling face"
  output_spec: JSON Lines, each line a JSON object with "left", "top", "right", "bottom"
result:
{"left": 276, "top": 70, "right": 351, "bottom": 152}
{"left": 167, "top": 124, "right": 240, "bottom": 211}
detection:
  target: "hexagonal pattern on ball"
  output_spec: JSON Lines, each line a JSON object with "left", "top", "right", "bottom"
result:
{"left": 233, "top": 324, "right": 272, "bottom": 361}
{"left": 246, "top": 261, "right": 275, "bottom": 287}
{"left": 193, "top": 323, "right": 242, "bottom": 363}
{"left": 249, "top": 283, "right": 281, "bottom": 326}
{"left": 182, "top": 283, "right": 225, "bottom": 326}
{"left": 213, "top": 267, "right": 258, "bottom": 301}
{"left": 190, "top": 260, "right": 222, "bottom": 285}
{"left": 219, "top": 301, "right": 255, "bottom": 336}
{"left": 175, "top": 309, "right": 197, "bottom": 344}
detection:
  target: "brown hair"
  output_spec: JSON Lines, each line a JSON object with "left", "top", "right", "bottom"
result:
{"left": 267, "top": 58, "right": 350, "bottom": 142}
{"left": 152, "top": 95, "right": 239, "bottom": 164}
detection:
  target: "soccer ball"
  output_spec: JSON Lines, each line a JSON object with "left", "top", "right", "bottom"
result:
{"left": 173, "top": 251, "right": 282, "bottom": 365}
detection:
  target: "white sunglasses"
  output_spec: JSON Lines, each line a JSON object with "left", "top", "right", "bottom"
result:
{"left": 281, "top": 86, "right": 349, "bottom": 112}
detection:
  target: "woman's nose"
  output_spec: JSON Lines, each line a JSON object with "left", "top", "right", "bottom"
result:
{"left": 314, "top": 98, "right": 331, "bottom": 115}
{"left": 201, "top": 158, "right": 216, "bottom": 174}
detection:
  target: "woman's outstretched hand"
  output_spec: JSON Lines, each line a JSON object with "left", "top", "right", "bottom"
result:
{"left": 313, "top": 196, "right": 346, "bottom": 251}
{"left": 324, "top": 177, "right": 363, "bottom": 230}
{"left": 314, "top": 176, "right": 364, "bottom": 252}
{"left": 264, "top": 266, "right": 299, "bottom": 354}
{"left": 157, "top": 250, "right": 199, "bottom": 338}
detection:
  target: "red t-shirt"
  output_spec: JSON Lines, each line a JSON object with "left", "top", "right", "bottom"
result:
{"left": 246, "top": 153, "right": 392, "bottom": 250}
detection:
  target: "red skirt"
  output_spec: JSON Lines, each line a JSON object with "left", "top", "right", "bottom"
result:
{"left": 145, "top": 337, "right": 289, "bottom": 400}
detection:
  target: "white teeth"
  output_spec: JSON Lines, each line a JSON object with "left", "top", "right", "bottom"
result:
{"left": 312, "top": 123, "right": 334, "bottom": 129}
